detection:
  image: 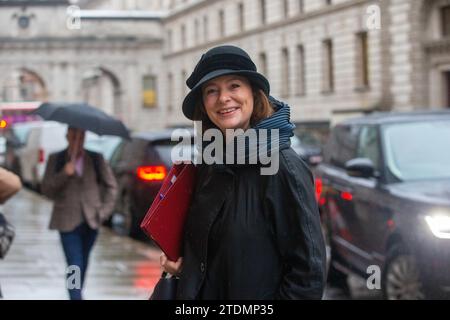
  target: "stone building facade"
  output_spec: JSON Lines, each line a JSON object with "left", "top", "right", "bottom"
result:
{"left": 162, "top": 0, "right": 450, "bottom": 127}
{"left": 0, "top": 0, "right": 449, "bottom": 130}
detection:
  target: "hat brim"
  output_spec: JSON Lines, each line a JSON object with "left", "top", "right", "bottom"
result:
{"left": 182, "top": 69, "right": 270, "bottom": 120}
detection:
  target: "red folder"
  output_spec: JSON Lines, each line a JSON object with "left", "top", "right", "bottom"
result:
{"left": 140, "top": 163, "right": 197, "bottom": 262}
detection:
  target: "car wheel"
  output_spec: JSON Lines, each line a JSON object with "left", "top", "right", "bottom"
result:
{"left": 383, "top": 244, "right": 426, "bottom": 300}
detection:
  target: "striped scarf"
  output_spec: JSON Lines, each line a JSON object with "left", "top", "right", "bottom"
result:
{"left": 225, "top": 96, "right": 295, "bottom": 165}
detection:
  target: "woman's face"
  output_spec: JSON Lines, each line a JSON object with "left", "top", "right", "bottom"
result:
{"left": 202, "top": 75, "right": 254, "bottom": 133}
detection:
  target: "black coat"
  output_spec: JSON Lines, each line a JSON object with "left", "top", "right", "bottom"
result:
{"left": 176, "top": 147, "right": 326, "bottom": 300}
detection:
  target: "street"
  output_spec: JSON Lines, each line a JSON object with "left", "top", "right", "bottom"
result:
{"left": 0, "top": 188, "right": 380, "bottom": 300}
{"left": 0, "top": 189, "right": 162, "bottom": 300}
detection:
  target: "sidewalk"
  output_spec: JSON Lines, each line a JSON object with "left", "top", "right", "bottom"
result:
{"left": 0, "top": 189, "right": 162, "bottom": 300}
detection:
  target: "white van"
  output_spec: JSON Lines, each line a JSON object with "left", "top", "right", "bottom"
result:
{"left": 13, "top": 121, "right": 68, "bottom": 189}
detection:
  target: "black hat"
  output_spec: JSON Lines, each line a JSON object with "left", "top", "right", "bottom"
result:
{"left": 182, "top": 45, "right": 270, "bottom": 120}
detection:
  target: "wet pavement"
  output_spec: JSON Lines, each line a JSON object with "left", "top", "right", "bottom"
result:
{"left": 0, "top": 189, "right": 162, "bottom": 300}
{"left": 0, "top": 189, "right": 380, "bottom": 300}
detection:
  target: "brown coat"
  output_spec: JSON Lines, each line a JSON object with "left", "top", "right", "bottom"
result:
{"left": 41, "top": 149, "right": 118, "bottom": 232}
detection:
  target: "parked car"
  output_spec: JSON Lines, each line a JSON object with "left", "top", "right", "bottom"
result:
{"left": 5, "top": 119, "right": 123, "bottom": 189}
{"left": 84, "top": 134, "right": 122, "bottom": 163}
{"left": 315, "top": 110, "right": 450, "bottom": 299}
{"left": 0, "top": 136, "right": 6, "bottom": 167}
{"left": 109, "top": 129, "right": 193, "bottom": 239}
{"left": 5, "top": 121, "right": 68, "bottom": 190}
{"left": 290, "top": 134, "right": 323, "bottom": 166}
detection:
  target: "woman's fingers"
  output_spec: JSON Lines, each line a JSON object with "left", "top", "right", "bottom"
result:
{"left": 160, "top": 253, "right": 183, "bottom": 275}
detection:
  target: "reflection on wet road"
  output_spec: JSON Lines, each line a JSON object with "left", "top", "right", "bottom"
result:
{"left": 0, "top": 189, "right": 162, "bottom": 300}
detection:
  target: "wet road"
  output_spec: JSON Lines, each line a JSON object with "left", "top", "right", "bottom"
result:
{"left": 0, "top": 189, "right": 380, "bottom": 300}
{"left": 0, "top": 189, "right": 162, "bottom": 300}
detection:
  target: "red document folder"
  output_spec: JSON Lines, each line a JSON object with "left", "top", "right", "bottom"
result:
{"left": 140, "top": 163, "right": 197, "bottom": 262}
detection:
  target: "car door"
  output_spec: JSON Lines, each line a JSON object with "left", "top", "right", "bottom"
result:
{"left": 351, "top": 125, "right": 393, "bottom": 267}
{"left": 322, "top": 124, "right": 371, "bottom": 272}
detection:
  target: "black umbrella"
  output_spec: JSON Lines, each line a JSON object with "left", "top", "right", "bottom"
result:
{"left": 32, "top": 102, "right": 130, "bottom": 139}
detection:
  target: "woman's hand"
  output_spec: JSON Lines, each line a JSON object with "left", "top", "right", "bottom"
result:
{"left": 160, "top": 253, "right": 183, "bottom": 276}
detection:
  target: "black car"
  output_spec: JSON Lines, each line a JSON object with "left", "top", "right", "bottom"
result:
{"left": 109, "top": 129, "right": 193, "bottom": 239}
{"left": 290, "top": 134, "right": 323, "bottom": 166}
{"left": 315, "top": 110, "right": 450, "bottom": 299}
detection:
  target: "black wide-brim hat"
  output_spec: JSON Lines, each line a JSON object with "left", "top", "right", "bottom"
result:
{"left": 182, "top": 45, "right": 270, "bottom": 120}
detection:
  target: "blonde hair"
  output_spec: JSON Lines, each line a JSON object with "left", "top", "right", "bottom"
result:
{"left": 192, "top": 86, "right": 274, "bottom": 132}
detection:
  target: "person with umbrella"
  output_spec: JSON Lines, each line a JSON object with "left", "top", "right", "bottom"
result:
{"left": 38, "top": 103, "right": 122, "bottom": 300}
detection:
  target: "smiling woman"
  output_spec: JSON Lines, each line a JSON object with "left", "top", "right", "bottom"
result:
{"left": 158, "top": 45, "right": 327, "bottom": 300}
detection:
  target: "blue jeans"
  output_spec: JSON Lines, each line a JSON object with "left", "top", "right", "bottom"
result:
{"left": 60, "top": 222, "right": 98, "bottom": 300}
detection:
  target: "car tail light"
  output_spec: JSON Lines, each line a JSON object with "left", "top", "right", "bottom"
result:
{"left": 38, "top": 149, "right": 44, "bottom": 163}
{"left": 340, "top": 191, "right": 353, "bottom": 201}
{"left": 315, "top": 177, "right": 323, "bottom": 203}
{"left": 137, "top": 165, "right": 167, "bottom": 182}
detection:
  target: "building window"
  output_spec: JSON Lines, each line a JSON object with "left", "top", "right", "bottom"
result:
{"left": 203, "top": 15, "right": 209, "bottom": 42}
{"left": 282, "top": 0, "right": 289, "bottom": 18}
{"left": 325, "top": 0, "right": 332, "bottom": 5}
{"left": 194, "top": 19, "right": 200, "bottom": 46}
{"left": 142, "top": 75, "right": 157, "bottom": 108}
{"left": 238, "top": 3, "right": 244, "bottom": 32}
{"left": 259, "top": 52, "right": 267, "bottom": 76}
{"left": 167, "top": 29, "right": 172, "bottom": 52}
{"left": 260, "top": 0, "right": 266, "bottom": 25}
{"left": 299, "top": 0, "right": 304, "bottom": 14}
{"left": 322, "top": 39, "right": 334, "bottom": 93}
{"left": 181, "top": 24, "right": 186, "bottom": 49}
{"left": 167, "top": 73, "right": 173, "bottom": 111}
{"left": 442, "top": 5, "right": 450, "bottom": 37}
{"left": 219, "top": 9, "right": 225, "bottom": 37}
{"left": 281, "top": 48, "right": 290, "bottom": 97}
{"left": 296, "top": 45, "right": 306, "bottom": 96}
{"left": 355, "top": 31, "right": 370, "bottom": 89}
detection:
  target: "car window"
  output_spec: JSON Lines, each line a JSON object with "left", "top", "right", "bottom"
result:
{"left": 84, "top": 134, "right": 122, "bottom": 162}
{"left": 41, "top": 125, "right": 68, "bottom": 150}
{"left": 12, "top": 125, "right": 33, "bottom": 144}
{"left": 357, "top": 126, "right": 380, "bottom": 171}
{"left": 0, "top": 136, "right": 6, "bottom": 153}
{"left": 109, "top": 141, "right": 125, "bottom": 167}
{"left": 116, "top": 139, "right": 147, "bottom": 168}
{"left": 148, "top": 139, "right": 181, "bottom": 167}
{"left": 324, "top": 124, "right": 360, "bottom": 168}
{"left": 382, "top": 120, "right": 450, "bottom": 181}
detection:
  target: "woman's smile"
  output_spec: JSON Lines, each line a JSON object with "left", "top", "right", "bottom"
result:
{"left": 217, "top": 107, "right": 240, "bottom": 117}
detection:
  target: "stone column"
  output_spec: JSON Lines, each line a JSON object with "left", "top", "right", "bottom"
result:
{"left": 125, "top": 62, "right": 139, "bottom": 130}
{"left": 388, "top": 0, "right": 414, "bottom": 111}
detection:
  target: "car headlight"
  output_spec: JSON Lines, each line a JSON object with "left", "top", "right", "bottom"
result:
{"left": 425, "top": 214, "right": 450, "bottom": 239}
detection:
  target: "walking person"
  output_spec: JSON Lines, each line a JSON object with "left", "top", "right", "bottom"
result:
{"left": 41, "top": 127, "right": 117, "bottom": 300}
{"left": 160, "top": 45, "right": 327, "bottom": 299}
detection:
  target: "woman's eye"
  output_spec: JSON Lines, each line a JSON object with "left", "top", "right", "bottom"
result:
{"left": 205, "top": 88, "right": 217, "bottom": 95}
{"left": 230, "top": 83, "right": 240, "bottom": 89}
